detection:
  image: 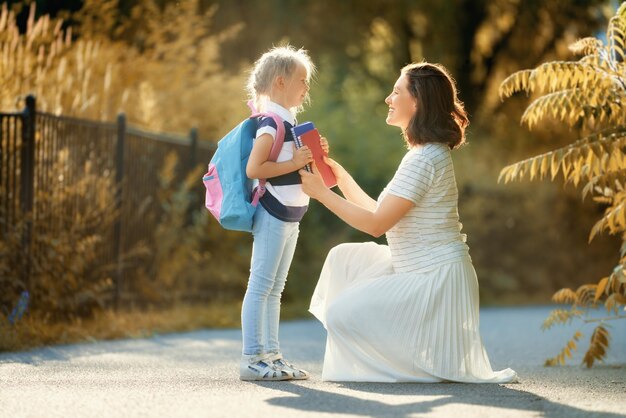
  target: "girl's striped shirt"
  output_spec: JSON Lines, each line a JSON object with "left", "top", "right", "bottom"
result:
{"left": 254, "top": 101, "right": 309, "bottom": 222}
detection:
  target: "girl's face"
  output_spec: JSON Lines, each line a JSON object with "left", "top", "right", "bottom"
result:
{"left": 281, "top": 63, "right": 310, "bottom": 108}
{"left": 385, "top": 74, "right": 417, "bottom": 130}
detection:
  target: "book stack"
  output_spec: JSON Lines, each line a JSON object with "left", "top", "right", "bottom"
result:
{"left": 292, "top": 122, "right": 337, "bottom": 188}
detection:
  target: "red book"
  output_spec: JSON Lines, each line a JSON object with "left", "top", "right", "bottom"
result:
{"left": 292, "top": 122, "right": 337, "bottom": 188}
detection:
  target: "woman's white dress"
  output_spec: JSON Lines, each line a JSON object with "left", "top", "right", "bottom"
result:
{"left": 309, "top": 143, "right": 517, "bottom": 383}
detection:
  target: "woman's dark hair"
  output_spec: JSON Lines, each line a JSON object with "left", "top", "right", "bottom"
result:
{"left": 401, "top": 62, "right": 469, "bottom": 149}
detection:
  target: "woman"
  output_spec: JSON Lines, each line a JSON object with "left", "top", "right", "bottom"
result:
{"left": 299, "top": 62, "right": 517, "bottom": 383}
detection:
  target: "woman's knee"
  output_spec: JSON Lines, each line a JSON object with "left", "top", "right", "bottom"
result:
{"left": 326, "top": 242, "right": 359, "bottom": 263}
{"left": 326, "top": 300, "right": 354, "bottom": 332}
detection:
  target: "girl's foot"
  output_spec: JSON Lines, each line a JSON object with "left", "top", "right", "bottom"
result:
{"left": 267, "top": 352, "right": 310, "bottom": 380}
{"left": 239, "top": 353, "right": 292, "bottom": 381}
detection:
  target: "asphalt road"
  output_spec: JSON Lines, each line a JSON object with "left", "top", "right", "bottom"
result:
{"left": 1, "top": 306, "right": 624, "bottom": 417}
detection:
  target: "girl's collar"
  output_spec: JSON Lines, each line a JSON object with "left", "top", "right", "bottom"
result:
{"left": 265, "top": 101, "right": 296, "bottom": 125}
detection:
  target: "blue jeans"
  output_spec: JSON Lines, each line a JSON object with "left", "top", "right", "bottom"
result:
{"left": 241, "top": 205, "right": 300, "bottom": 355}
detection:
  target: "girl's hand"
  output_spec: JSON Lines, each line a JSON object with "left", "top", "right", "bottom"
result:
{"left": 292, "top": 144, "right": 314, "bottom": 169}
{"left": 300, "top": 163, "right": 328, "bottom": 200}
{"left": 320, "top": 136, "right": 330, "bottom": 154}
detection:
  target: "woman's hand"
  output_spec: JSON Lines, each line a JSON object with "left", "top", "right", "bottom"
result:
{"left": 300, "top": 164, "right": 329, "bottom": 201}
{"left": 292, "top": 144, "right": 314, "bottom": 169}
{"left": 323, "top": 156, "right": 348, "bottom": 185}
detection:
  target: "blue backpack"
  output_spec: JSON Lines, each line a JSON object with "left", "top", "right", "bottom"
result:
{"left": 203, "top": 101, "right": 285, "bottom": 232}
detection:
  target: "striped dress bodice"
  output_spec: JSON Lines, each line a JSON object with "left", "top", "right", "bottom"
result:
{"left": 378, "top": 143, "right": 469, "bottom": 273}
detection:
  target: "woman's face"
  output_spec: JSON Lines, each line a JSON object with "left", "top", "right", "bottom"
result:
{"left": 385, "top": 74, "right": 417, "bottom": 130}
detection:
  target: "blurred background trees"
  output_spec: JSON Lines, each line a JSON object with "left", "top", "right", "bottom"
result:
{"left": 1, "top": 0, "right": 623, "bottom": 342}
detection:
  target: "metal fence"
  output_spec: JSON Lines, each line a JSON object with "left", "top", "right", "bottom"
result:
{"left": 0, "top": 95, "right": 214, "bottom": 308}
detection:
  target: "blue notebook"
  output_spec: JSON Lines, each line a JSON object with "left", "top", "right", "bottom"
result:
{"left": 291, "top": 122, "right": 316, "bottom": 173}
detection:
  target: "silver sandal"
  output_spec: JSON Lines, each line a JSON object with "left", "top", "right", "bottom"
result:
{"left": 267, "top": 352, "right": 310, "bottom": 380}
{"left": 239, "top": 353, "right": 292, "bottom": 381}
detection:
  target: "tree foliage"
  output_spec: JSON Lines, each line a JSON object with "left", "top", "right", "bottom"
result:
{"left": 499, "top": 2, "right": 626, "bottom": 367}
{"left": 0, "top": 0, "right": 246, "bottom": 135}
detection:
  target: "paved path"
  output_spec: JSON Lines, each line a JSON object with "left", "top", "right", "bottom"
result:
{"left": 1, "top": 306, "right": 624, "bottom": 417}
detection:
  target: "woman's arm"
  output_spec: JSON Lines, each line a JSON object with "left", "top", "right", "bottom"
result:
{"left": 301, "top": 168, "right": 413, "bottom": 237}
{"left": 246, "top": 134, "right": 312, "bottom": 179}
{"left": 336, "top": 172, "right": 378, "bottom": 211}
{"left": 324, "top": 157, "right": 377, "bottom": 211}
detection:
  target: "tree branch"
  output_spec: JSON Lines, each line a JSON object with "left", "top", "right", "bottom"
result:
{"left": 584, "top": 314, "right": 626, "bottom": 323}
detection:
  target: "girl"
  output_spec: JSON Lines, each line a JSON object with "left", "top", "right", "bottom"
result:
{"left": 240, "top": 45, "right": 324, "bottom": 381}
{"left": 300, "top": 62, "right": 518, "bottom": 383}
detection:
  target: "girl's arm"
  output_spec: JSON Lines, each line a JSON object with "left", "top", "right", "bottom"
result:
{"left": 246, "top": 134, "right": 312, "bottom": 179}
{"left": 300, "top": 168, "right": 413, "bottom": 237}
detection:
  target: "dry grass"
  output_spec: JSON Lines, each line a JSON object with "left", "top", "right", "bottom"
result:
{"left": 0, "top": 301, "right": 313, "bottom": 353}
{"left": 0, "top": 0, "right": 246, "bottom": 136}
{"left": 0, "top": 302, "right": 241, "bottom": 353}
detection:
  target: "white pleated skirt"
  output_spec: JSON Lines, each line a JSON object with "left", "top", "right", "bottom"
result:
{"left": 309, "top": 242, "right": 518, "bottom": 383}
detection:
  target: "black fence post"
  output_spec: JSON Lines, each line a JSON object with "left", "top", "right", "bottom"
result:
{"left": 185, "top": 127, "right": 199, "bottom": 226}
{"left": 20, "top": 95, "right": 36, "bottom": 289}
{"left": 113, "top": 113, "right": 126, "bottom": 309}
{"left": 189, "top": 127, "right": 198, "bottom": 169}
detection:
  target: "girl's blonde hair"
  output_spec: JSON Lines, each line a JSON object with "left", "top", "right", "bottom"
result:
{"left": 246, "top": 45, "right": 315, "bottom": 114}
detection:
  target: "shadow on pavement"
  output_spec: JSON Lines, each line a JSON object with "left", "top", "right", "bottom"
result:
{"left": 255, "top": 381, "right": 625, "bottom": 418}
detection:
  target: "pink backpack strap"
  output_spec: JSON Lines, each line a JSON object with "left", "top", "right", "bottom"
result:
{"left": 247, "top": 100, "right": 287, "bottom": 206}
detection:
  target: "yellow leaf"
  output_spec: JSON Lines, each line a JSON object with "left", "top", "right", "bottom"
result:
{"left": 552, "top": 288, "right": 576, "bottom": 304}
{"left": 565, "top": 347, "right": 572, "bottom": 358}
{"left": 605, "top": 293, "right": 617, "bottom": 313}
{"left": 618, "top": 203, "right": 626, "bottom": 228}
{"left": 589, "top": 218, "right": 605, "bottom": 243}
{"left": 595, "top": 277, "right": 609, "bottom": 301}
{"left": 530, "top": 158, "right": 539, "bottom": 181}
{"left": 540, "top": 155, "right": 550, "bottom": 178}
{"left": 499, "top": 69, "right": 534, "bottom": 99}
{"left": 551, "top": 152, "right": 561, "bottom": 180}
